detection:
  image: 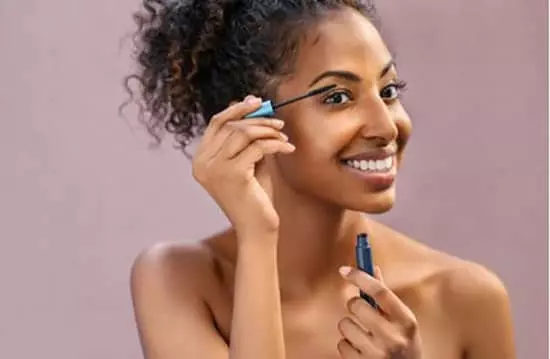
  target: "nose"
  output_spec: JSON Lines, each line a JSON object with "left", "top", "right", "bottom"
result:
{"left": 359, "top": 97, "right": 398, "bottom": 145}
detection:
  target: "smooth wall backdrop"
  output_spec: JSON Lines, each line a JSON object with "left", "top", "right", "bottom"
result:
{"left": 0, "top": 0, "right": 546, "bottom": 358}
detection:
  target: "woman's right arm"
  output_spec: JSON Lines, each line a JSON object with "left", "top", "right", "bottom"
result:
{"left": 229, "top": 233, "right": 285, "bottom": 359}
{"left": 130, "top": 237, "right": 284, "bottom": 359}
{"left": 131, "top": 96, "right": 293, "bottom": 359}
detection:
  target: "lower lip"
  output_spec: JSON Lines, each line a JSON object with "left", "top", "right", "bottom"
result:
{"left": 341, "top": 162, "right": 396, "bottom": 191}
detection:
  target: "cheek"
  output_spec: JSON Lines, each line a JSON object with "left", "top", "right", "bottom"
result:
{"left": 284, "top": 116, "right": 357, "bottom": 162}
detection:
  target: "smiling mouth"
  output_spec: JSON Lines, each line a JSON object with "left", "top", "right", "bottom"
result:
{"left": 341, "top": 156, "right": 394, "bottom": 173}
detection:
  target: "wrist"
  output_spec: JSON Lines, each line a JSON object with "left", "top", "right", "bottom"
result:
{"left": 236, "top": 227, "right": 279, "bottom": 248}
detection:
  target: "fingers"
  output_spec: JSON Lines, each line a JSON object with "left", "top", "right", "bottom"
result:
{"left": 192, "top": 94, "right": 294, "bottom": 195}
{"left": 197, "top": 95, "right": 287, "bottom": 161}
{"left": 221, "top": 121, "right": 288, "bottom": 159}
{"left": 204, "top": 96, "right": 263, "bottom": 138}
{"left": 340, "top": 266, "right": 418, "bottom": 336}
{"left": 346, "top": 297, "right": 409, "bottom": 353}
{"left": 338, "top": 317, "right": 383, "bottom": 356}
{"left": 336, "top": 338, "right": 362, "bottom": 359}
{"left": 235, "top": 138, "right": 295, "bottom": 167}
{"left": 338, "top": 315, "right": 407, "bottom": 358}
{"left": 341, "top": 266, "right": 394, "bottom": 309}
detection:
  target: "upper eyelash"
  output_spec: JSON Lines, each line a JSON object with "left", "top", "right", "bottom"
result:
{"left": 392, "top": 79, "right": 408, "bottom": 90}
{"left": 382, "top": 80, "right": 408, "bottom": 100}
{"left": 385, "top": 79, "right": 408, "bottom": 91}
{"left": 322, "top": 89, "right": 353, "bottom": 102}
{"left": 322, "top": 80, "right": 409, "bottom": 103}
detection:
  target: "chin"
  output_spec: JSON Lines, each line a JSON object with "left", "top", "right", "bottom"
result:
{"left": 360, "top": 201, "right": 394, "bottom": 214}
{"left": 345, "top": 187, "right": 396, "bottom": 214}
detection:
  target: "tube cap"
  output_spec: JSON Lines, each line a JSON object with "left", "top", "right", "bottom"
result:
{"left": 356, "top": 233, "right": 369, "bottom": 248}
{"left": 244, "top": 101, "right": 275, "bottom": 119}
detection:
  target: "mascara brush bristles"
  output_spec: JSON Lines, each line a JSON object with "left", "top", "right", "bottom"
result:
{"left": 272, "top": 84, "right": 337, "bottom": 110}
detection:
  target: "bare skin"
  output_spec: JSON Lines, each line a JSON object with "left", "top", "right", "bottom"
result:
{"left": 132, "top": 220, "right": 514, "bottom": 359}
{"left": 130, "top": 7, "right": 516, "bottom": 359}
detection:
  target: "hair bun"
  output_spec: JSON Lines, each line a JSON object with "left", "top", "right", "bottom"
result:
{"left": 124, "top": 0, "right": 377, "bottom": 152}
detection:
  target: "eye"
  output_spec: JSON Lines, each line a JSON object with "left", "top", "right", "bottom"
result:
{"left": 380, "top": 80, "right": 408, "bottom": 101}
{"left": 322, "top": 91, "right": 352, "bottom": 105}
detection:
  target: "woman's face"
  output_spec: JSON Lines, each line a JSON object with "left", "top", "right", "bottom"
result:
{"left": 272, "top": 7, "right": 412, "bottom": 213}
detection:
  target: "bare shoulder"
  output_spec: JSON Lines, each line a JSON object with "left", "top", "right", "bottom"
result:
{"left": 438, "top": 258, "right": 509, "bottom": 310}
{"left": 130, "top": 229, "right": 235, "bottom": 303}
{"left": 420, "top": 244, "right": 515, "bottom": 357}
{"left": 131, "top": 240, "right": 215, "bottom": 297}
{"left": 367, "top": 220, "right": 466, "bottom": 289}
{"left": 129, "top": 230, "right": 235, "bottom": 359}
{"left": 435, "top": 256, "right": 514, "bottom": 351}
{"left": 369, "top": 219, "right": 509, "bottom": 298}
{"left": 369, "top": 220, "right": 515, "bottom": 357}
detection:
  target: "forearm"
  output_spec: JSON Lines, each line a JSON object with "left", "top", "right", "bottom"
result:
{"left": 229, "top": 232, "right": 285, "bottom": 359}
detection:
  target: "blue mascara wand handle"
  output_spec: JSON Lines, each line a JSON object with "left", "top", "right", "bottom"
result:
{"left": 244, "top": 101, "right": 275, "bottom": 119}
{"left": 356, "top": 233, "right": 379, "bottom": 309}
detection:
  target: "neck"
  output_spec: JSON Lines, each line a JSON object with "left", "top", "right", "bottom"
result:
{"left": 268, "top": 170, "right": 366, "bottom": 300}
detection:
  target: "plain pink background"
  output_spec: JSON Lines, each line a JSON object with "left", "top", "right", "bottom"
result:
{"left": 0, "top": 0, "right": 547, "bottom": 358}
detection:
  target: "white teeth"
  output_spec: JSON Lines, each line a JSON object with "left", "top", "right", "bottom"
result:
{"left": 368, "top": 160, "right": 376, "bottom": 170}
{"left": 343, "top": 156, "right": 394, "bottom": 172}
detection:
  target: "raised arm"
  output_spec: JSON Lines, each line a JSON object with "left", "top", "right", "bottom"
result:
{"left": 131, "top": 95, "right": 292, "bottom": 359}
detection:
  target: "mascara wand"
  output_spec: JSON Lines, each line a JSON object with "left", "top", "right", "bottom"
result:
{"left": 356, "top": 233, "right": 379, "bottom": 309}
{"left": 244, "top": 84, "right": 337, "bottom": 119}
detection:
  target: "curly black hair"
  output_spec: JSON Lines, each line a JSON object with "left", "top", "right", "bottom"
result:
{"left": 124, "top": 0, "right": 377, "bottom": 151}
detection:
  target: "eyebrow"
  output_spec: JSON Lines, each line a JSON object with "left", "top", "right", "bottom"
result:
{"left": 308, "top": 59, "right": 396, "bottom": 88}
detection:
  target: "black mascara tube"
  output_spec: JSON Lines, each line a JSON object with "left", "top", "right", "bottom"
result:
{"left": 355, "top": 233, "right": 378, "bottom": 309}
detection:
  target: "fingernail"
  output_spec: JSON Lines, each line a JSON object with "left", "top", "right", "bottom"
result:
{"left": 339, "top": 266, "right": 352, "bottom": 277}
{"left": 280, "top": 132, "right": 289, "bottom": 141}
{"left": 273, "top": 119, "right": 284, "bottom": 126}
{"left": 246, "top": 96, "right": 262, "bottom": 104}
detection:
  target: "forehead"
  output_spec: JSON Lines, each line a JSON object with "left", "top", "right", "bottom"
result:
{"left": 288, "top": 8, "right": 392, "bottom": 84}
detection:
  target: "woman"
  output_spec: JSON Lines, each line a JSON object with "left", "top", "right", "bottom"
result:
{"left": 126, "top": 1, "right": 516, "bottom": 358}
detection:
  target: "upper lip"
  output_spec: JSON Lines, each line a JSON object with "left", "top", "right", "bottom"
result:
{"left": 341, "top": 148, "right": 397, "bottom": 162}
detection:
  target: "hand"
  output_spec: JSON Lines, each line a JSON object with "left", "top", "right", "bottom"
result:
{"left": 192, "top": 95, "right": 295, "bottom": 238}
{"left": 337, "top": 266, "right": 423, "bottom": 359}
